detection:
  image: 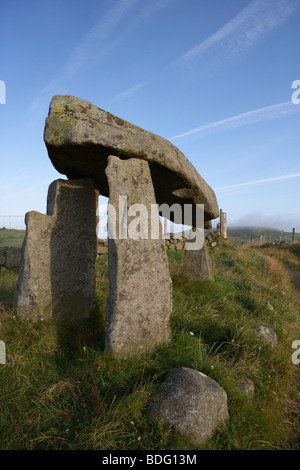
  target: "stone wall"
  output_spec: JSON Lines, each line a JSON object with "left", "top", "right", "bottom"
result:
{"left": 164, "top": 230, "right": 227, "bottom": 253}
{"left": 99, "top": 231, "right": 227, "bottom": 259}
{"left": 0, "top": 231, "right": 226, "bottom": 270}
{"left": 1, "top": 238, "right": 108, "bottom": 270}
{"left": 0, "top": 247, "right": 22, "bottom": 272}
{"left": 97, "top": 239, "right": 108, "bottom": 257}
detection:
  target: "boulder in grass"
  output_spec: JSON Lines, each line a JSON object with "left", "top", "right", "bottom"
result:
{"left": 146, "top": 367, "right": 229, "bottom": 445}
{"left": 253, "top": 326, "right": 277, "bottom": 348}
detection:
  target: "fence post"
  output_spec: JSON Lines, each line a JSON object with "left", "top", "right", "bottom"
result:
{"left": 280, "top": 230, "right": 283, "bottom": 242}
{"left": 220, "top": 210, "right": 227, "bottom": 239}
{"left": 292, "top": 228, "right": 295, "bottom": 243}
{"left": 164, "top": 217, "right": 168, "bottom": 237}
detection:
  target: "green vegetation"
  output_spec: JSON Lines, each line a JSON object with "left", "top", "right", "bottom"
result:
{"left": 226, "top": 227, "right": 300, "bottom": 246}
{"left": 1, "top": 226, "right": 299, "bottom": 249}
{"left": 0, "top": 243, "right": 299, "bottom": 450}
{"left": 0, "top": 229, "right": 25, "bottom": 248}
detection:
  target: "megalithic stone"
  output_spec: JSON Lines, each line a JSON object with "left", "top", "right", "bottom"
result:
{"left": 182, "top": 228, "right": 214, "bottom": 281}
{"left": 14, "top": 178, "right": 99, "bottom": 322}
{"left": 44, "top": 95, "right": 219, "bottom": 228}
{"left": 104, "top": 155, "right": 173, "bottom": 356}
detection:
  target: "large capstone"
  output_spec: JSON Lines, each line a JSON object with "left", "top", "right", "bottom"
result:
{"left": 14, "top": 178, "right": 99, "bottom": 322}
{"left": 104, "top": 155, "right": 173, "bottom": 356}
{"left": 44, "top": 95, "right": 219, "bottom": 227}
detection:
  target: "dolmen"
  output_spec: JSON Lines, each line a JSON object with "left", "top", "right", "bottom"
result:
{"left": 14, "top": 95, "right": 219, "bottom": 356}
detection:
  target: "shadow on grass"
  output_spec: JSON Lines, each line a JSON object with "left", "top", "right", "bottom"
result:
{"left": 0, "top": 268, "right": 19, "bottom": 309}
{"left": 192, "top": 319, "right": 232, "bottom": 353}
{"left": 55, "top": 305, "right": 106, "bottom": 362}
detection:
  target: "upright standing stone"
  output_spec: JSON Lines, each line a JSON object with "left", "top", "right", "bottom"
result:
{"left": 182, "top": 228, "right": 214, "bottom": 281}
{"left": 14, "top": 178, "right": 99, "bottom": 322}
{"left": 104, "top": 155, "right": 173, "bottom": 356}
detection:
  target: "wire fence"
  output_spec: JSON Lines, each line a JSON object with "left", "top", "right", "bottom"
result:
{"left": 0, "top": 214, "right": 299, "bottom": 242}
{"left": 0, "top": 216, "right": 26, "bottom": 230}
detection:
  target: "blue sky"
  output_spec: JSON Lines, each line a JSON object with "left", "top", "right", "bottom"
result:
{"left": 1, "top": 0, "right": 300, "bottom": 233}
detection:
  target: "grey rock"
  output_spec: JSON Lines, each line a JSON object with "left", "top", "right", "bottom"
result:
{"left": 104, "top": 156, "right": 173, "bottom": 356}
{"left": 44, "top": 95, "right": 219, "bottom": 227}
{"left": 175, "top": 242, "right": 185, "bottom": 252}
{"left": 238, "top": 378, "right": 255, "bottom": 397}
{"left": 266, "top": 301, "right": 274, "bottom": 311}
{"left": 253, "top": 326, "right": 277, "bottom": 348}
{"left": 5, "top": 247, "right": 22, "bottom": 268}
{"left": 14, "top": 178, "right": 99, "bottom": 322}
{"left": 182, "top": 231, "right": 214, "bottom": 281}
{"left": 97, "top": 246, "right": 108, "bottom": 255}
{"left": 146, "top": 367, "right": 229, "bottom": 445}
{"left": 14, "top": 210, "right": 55, "bottom": 321}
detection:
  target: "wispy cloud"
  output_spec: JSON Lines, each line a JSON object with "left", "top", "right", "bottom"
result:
{"left": 168, "top": 100, "right": 300, "bottom": 142}
{"left": 61, "top": 0, "right": 140, "bottom": 80}
{"left": 214, "top": 172, "right": 300, "bottom": 191}
{"left": 28, "top": 0, "right": 139, "bottom": 115}
{"left": 108, "top": 0, "right": 300, "bottom": 105}
{"left": 228, "top": 210, "right": 299, "bottom": 231}
{"left": 3, "top": 180, "right": 52, "bottom": 200}
{"left": 29, "top": 0, "right": 173, "bottom": 119}
{"left": 172, "top": 0, "right": 300, "bottom": 67}
{"left": 106, "top": 80, "right": 149, "bottom": 105}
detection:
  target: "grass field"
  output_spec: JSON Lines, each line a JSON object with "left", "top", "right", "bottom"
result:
{"left": 226, "top": 227, "right": 300, "bottom": 246}
{"left": 0, "top": 242, "right": 299, "bottom": 450}
{"left": 0, "top": 229, "right": 25, "bottom": 248}
{"left": 1, "top": 227, "right": 299, "bottom": 249}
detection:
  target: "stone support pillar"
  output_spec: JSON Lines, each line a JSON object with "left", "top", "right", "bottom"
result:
{"left": 104, "top": 155, "right": 173, "bottom": 356}
{"left": 14, "top": 178, "right": 99, "bottom": 322}
{"left": 182, "top": 228, "right": 214, "bottom": 281}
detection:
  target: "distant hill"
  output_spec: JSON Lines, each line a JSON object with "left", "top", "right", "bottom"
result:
{"left": 1, "top": 226, "right": 299, "bottom": 249}
{"left": 224, "top": 227, "right": 300, "bottom": 246}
